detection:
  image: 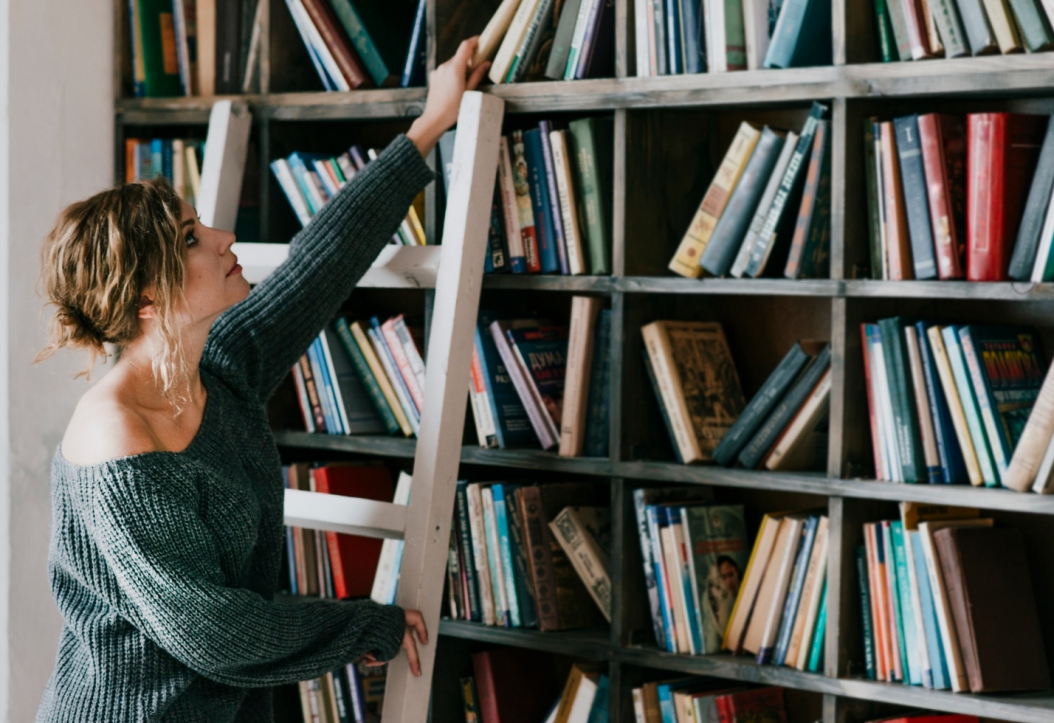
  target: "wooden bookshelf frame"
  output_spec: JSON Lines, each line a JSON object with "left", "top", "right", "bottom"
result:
{"left": 114, "top": 1, "right": 1054, "bottom": 721}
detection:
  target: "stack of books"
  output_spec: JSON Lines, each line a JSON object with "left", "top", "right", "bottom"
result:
{"left": 473, "top": 0, "right": 614, "bottom": 85}
{"left": 272, "top": 145, "right": 426, "bottom": 245}
{"left": 870, "top": 0, "right": 1054, "bottom": 61}
{"left": 668, "top": 103, "right": 831, "bottom": 280}
{"left": 857, "top": 503, "right": 1050, "bottom": 693}
{"left": 642, "top": 321, "right": 831, "bottom": 468}
{"left": 630, "top": 682, "right": 788, "bottom": 723}
{"left": 633, "top": 0, "right": 832, "bottom": 75}
{"left": 860, "top": 318, "right": 1046, "bottom": 487}
{"left": 445, "top": 481, "right": 611, "bottom": 631}
{"left": 439, "top": 119, "right": 613, "bottom": 276}
{"left": 123, "top": 137, "right": 204, "bottom": 205}
{"left": 291, "top": 316, "right": 426, "bottom": 438}
{"left": 863, "top": 113, "right": 1054, "bottom": 282}
{"left": 294, "top": 660, "right": 385, "bottom": 723}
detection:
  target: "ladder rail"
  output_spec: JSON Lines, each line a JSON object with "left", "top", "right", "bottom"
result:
{"left": 380, "top": 91, "right": 506, "bottom": 723}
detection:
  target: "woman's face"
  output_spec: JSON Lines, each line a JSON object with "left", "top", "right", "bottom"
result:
{"left": 178, "top": 200, "right": 250, "bottom": 325}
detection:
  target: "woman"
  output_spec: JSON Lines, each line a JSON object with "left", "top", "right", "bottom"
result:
{"left": 34, "top": 37, "right": 490, "bottom": 723}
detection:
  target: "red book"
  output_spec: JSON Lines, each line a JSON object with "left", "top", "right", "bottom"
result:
{"left": 715, "top": 686, "right": 787, "bottom": 723}
{"left": 312, "top": 464, "right": 394, "bottom": 599}
{"left": 918, "top": 114, "right": 967, "bottom": 279}
{"left": 298, "top": 0, "right": 371, "bottom": 89}
{"left": 880, "top": 122, "right": 914, "bottom": 280}
{"left": 471, "top": 649, "right": 559, "bottom": 723}
{"left": 966, "top": 113, "right": 1047, "bottom": 281}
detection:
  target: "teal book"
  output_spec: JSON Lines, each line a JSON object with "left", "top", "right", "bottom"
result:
{"left": 586, "top": 674, "right": 609, "bottom": 723}
{"left": 327, "top": 0, "right": 413, "bottom": 86}
{"left": 491, "top": 484, "right": 523, "bottom": 627}
{"left": 334, "top": 318, "right": 401, "bottom": 435}
{"left": 911, "top": 529, "right": 950, "bottom": 689}
{"left": 854, "top": 546, "right": 875, "bottom": 680}
{"left": 872, "top": 0, "right": 896, "bottom": 61}
{"left": 890, "top": 521, "right": 922, "bottom": 685}
{"left": 132, "top": 0, "right": 184, "bottom": 97}
{"left": 568, "top": 117, "right": 614, "bottom": 275}
{"left": 941, "top": 325, "right": 997, "bottom": 486}
{"left": 481, "top": 488, "right": 509, "bottom": 626}
{"left": 807, "top": 581, "right": 827, "bottom": 673}
{"left": 762, "top": 0, "right": 832, "bottom": 67}
{"left": 878, "top": 317, "right": 925, "bottom": 482}
{"left": 681, "top": 504, "right": 749, "bottom": 654}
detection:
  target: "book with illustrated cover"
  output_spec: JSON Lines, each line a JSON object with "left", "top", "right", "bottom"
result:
{"left": 681, "top": 504, "right": 749, "bottom": 654}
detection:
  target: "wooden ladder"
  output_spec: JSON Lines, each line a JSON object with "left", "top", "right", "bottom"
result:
{"left": 276, "top": 91, "right": 505, "bottom": 723}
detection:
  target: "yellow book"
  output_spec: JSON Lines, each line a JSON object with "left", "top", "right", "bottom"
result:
{"left": 980, "top": 0, "right": 1024, "bottom": 52}
{"left": 722, "top": 513, "right": 780, "bottom": 651}
{"left": 350, "top": 321, "right": 413, "bottom": 436}
{"left": 925, "top": 326, "right": 983, "bottom": 486}
{"left": 668, "top": 122, "right": 761, "bottom": 278}
{"left": 406, "top": 204, "right": 427, "bottom": 245}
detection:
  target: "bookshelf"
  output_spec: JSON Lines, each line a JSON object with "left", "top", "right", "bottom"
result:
{"left": 114, "top": 0, "right": 1054, "bottom": 721}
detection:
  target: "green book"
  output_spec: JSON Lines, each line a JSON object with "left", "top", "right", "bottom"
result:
{"left": 890, "top": 521, "right": 923, "bottom": 686}
{"left": 872, "top": 0, "right": 897, "bottom": 61}
{"left": 863, "top": 119, "right": 884, "bottom": 280}
{"left": 568, "top": 117, "right": 613, "bottom": 275}
{"left": 807, "top": 580, "right": 827, "bottom": 673}
{"left": 327, "top": 0, "right": 412, "bottom": 87}
{"left": 1008, "top": 0, "right": 1054, "bottom": 50}
{"left": 682, "top": 504, "right": 749, "bottom": 654}
{"left": 544, "top": 0, "right": 584, "bottom": 79}
{"left": 134, "top": 0, "right": 183, "bottom": 97}
{"left": 882, "top": 0, "right": 914, "bottom": 60}
{"left": 855, "top": 546, "right": 875, "bottom": 680}
{"left": 878, "top": 317, "right": 925, "bottom": 482}
{"left": 881, "top": 522, "right": 909, "bottom": 683}
{"left": 334, "top": 318, "right": 401, "bottom": 435}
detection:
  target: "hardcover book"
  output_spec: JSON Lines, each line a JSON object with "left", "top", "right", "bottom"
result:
{"left": 681, "top": 504, "right": 749, "bottom": 653}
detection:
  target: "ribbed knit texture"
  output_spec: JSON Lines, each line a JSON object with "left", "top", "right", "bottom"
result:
{"left": 36, "top": 135, "right": 435, "bottom": 723}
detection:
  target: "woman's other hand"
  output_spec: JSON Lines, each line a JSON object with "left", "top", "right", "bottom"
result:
{"left": 361, "top": 608, "right": 429, "bottom": 676}
{"left": 407, "top": 37, "right": 491, "bottom": 157}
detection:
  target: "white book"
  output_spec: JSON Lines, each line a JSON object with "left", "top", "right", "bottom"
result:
{"left": 904, "top": 327, "right": 941, "bottom": 477}
{"left": 634, "top": 0, "right": 652, "bottom": 76}
{"left": 1031, "top": 181, "right": 1054, "bottom": 281}
{"left": 497, "top": 138, "right": 526, "bottom": 266}
{"left": 549, "top": 131, "right": 587, "bottom": 275}
{"left": 466, "top": 484, "right": 497, "bottom": 625}
{"left": 567, "top": 675, "right": 599, "bottom": 723}
{"left": 559, "top": 296, "right": 601, "bottom": 457}
{"left": 489, "top": 0, "right": 542, "bottom": 83}
{"left": 474, "top": 0, "right": 525, "bottom": 67}
{"left": 901, "top": 525, "right": 934, "bottom": 688}
{"left": 731, "top": 131, "right": 798, "bottom": 278}
{"left": 367, "top": 327, "right": 420, "bottom": 436}
{"left": 660, "top": 521, "right": 692, "bottom": 653}
{"left": 918, "top": 518, "right": 994, "bottom": 692}
{"left": 289, "top": 0, "right": 351, "bottom": 90}
{"left": 1034, "top": 430, "right": 1054, "bottom": 493}
{"left": 863, "top": 332, "right": 889, "bottom": 481}
{"left": 564, "top": 0, "right": 600, "bottom": 79}
{"left": 706, "top": 0, "right": 728, "bottom": 72}
{"left": 742, "top": 0, "right": 772, "bottom": 69}
{"left": 632, "top": 688, "right": 646, "bottom": 723}
{"left": 481, "top": 487, "right": 510, "bottom": 625}
{"left": 742, "top": 516, "right": 802, "bottom": 656}
{"left": 871, "top": 334, "right": 903, "bottom": 482}
{"left": 792, "top": 519, "right": 829, "bottom": 670}
{"left": 370, "top": 472, "right": 413, "bottom": 604}
{"left": 197, "top": 100, "right": 252, "bottom": 232}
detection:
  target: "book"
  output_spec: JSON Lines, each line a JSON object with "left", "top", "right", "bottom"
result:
{"left": 768, "top": 515, "right": 818, "bottom": 665}
{"left": 925, "top": 326, "right": 983, "bottom": 485}
{"left": 506, "top": 0, "right": 558, "bottom": 83}
{"left": 492, "top": 484, "right": 523, "bottom": 627}
{"left": 131, "top": 0, "right": 184, "bottom": 97}
{"left": 914, "top": 322, "right": 969, "bottom": 484}
{"left": 476, "top": 314, "right": 540, "bottom": 449}
{"left": 546, "top": 0, "right": 585, "bottom": 78}
{"left": 890, "top": 521, "right": 922, "bottom": 685}
{"left": 334, "top": 318, "right": 404, "bottom": 436}
{"left": 1004, "top": 355, "right": 1054, "bottom": 491}
{"left": 481, "top": 486, "right": 510, "bottom": 626}
{"left": 880, "top": 121, "right": 914, "bottom": 280}
{"left": 299, "top": 0, "right": 371, "bottom": 88}
{"left": 510, "top": 130, "right": 542, "bottom": 273}
{"left": 327, "top": 0, "right": 412, "bottom": 87}
{"left": 549, "top": 506, "right": 612, "bottom": 621}
{"left": 560, "top": 297, "right": 602, "bottom": 457}
{"left": 715, "top": 687, "right": 786, "bottom": 723}
{"left": 788, "top": 517, "right": 828, "bottom": 670}
{"left": 1009, "top": 115, "right": 1054, "bottom": 280}
{"left": 980, "top": 0, "right": 1025, "bottom": 50}
{"left": 568, "top": 117, "right": 613, "bottom": 275}
{"left": 369, "top": 471, "right": 412, "bottom": 605}
{"left": 894, "top": 115, "right": 938, "bottom": 280}
{"left": 474, "top": 0, "right": 525, "bottom": 67}
{"left": 933, "top": 526, "right": 1051, "bottom": 692}
{"left": 549, "top": 129, "right": 588, "bottom": 275}
{"left": 467, "top": 483, "right": 498, "bottom": 626}
{"left": 763, "top": 367, "right": 831, "bottom": 471}
{"left": 538, "top": 121, "right": 569, "bottom": 273}
{"left": 911, "top": 529, "right": 950, "bottom": 689}
{"left": 669, "top": 122, "right": 761, "bottom": 278}
{"left": 491, "top": 0, "right": 543, "bottom": 82}
{"left": 917, "top": 114, "right": 967, "bottom": 280}
{"left": 879, "top": 317, "right": 926, "bottom": 482}
{"left": 732, "top": 130, "right": 799, "bottom": 278}
{"left": 762, "top": 0, "right": 833, "bottom": 67}
{"left": 941, "top": 326, "right": 997, "bottom": 486}
{"left": 783, "top": 119, "right": 831, "bottom": 279}
{"left": 506, "top": 323, "right": 569, "bottom": 446}
{"left": 455, "top": 481, "right": 483, "bottom": 622}
{"left": 400, "top": 0, "right": 427, "bottom": 86}
{"left": 966, "top": 113, "right": 1047, "bottom": 281}
{"left": 641, "top": 321, "right": 747, "bottom": 464}
{"left": 320, "top": 327, "right": 388, "bottom": 434}
{"left": 958, "top": 0, "right": 1000, "bottom": 52}
{"left": 903, "top": 326, "right": 942, "bottom": 483}
{"left": 497, "top": 137, "right": 528, "bottom": 273}
{"left": 1009, "top": 0, "right": 1054, "bottom": 49}
{"left": 682, "top": 504, "right": 749, "bottom": 653}
{"left": 472, "top": 648, "right": 560, "bottom": 723}
{"left": 582, "top": 309, "right": 612, "bottom": 458}
{"left": 523, "top": 129, "right": 560, "bottom": 273}
{"left": 741, "top": 515, "right": 804, "bottom": 658}
{"left": 856, "top": 546, "right": 877, "bottom": 680}
{"left": 505, "top": 486, "right": 539, "bottom": 629}
{"left": 929, "top": 0, "right": 970, "bottom": 56}
{"left": 724, "top": 512, "right": 782, "bottom": 653}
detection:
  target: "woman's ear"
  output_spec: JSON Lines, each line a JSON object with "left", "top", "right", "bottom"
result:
{"left": 138, "top": 291, "right": 156, "bottom": 320}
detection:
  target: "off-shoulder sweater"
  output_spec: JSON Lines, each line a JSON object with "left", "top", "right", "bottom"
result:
{"left": 36, "top": 135, "right": 434, "bottom": 723}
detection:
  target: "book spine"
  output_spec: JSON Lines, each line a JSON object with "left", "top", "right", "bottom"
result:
{"left": 455, "top": 483, "right": 483, "bottom": 622}
{"left": 873, "top": 0, "right": 897, "bottom": 60}
{"left": 583, "top": 311, "right": 611, "bottom": 458}
{"left": 550, "top": 130, "right": 587, "bottom": 275}
{"left": 806, "top": 583, "right": 827, "bottom": 672}
{"left": 910, "top": 531, "right": 950, "bottom": 689}
{"left": 564, "top": 0, "right": 598, "bottom": 77}
{"left": 941, "top": 326, "right": 997, "bottom": 485}
{"left": 762, "top": 0, "right": 808, "bottom": 67}
{"left": 299, "top": 0, "right": 370, "bottom": 88}
{"left": 957, "top": 328, "right": 1010, "bottom": 482}
{"left": 347, "top": 321, "right": 412, "bottom": 436}
{"left": 1008, "top": 0, "right": 1054, "bottom": 49}
{"left": 634, "top": 0, "right": 651, "bottom": 75}
{"left": 733, "top": 129, "right": 799, "bottom": 278}
{"left": 915, "top": 322, "right": 967, "bottom": 484}
{"left": 550, "top": 507, "right": 612, "bottom": 622}
{"left": 291, "top": 362, "right": 315, "bottom": 433}
{"left": 518, "top": 486, "right": 562, "bottom": 631}
{"left": 917, "top": 114, "right": 965, "bottom": 280}
{"left": 523, "top": 129, "right": 560, "bottom": 273}
{"left": 861, "top": 326, "right": 886, "bottom": 479}
{"left": 981, "top": 0, "right": 1025, "bottom": 50}
{"left": 546, "top": 0, "right": 585, "bottom": 78}
{"left": 891, "top": 522, "right": 922, "bottom": 685}
{"left": 138, "top": 0, "right": 184, "bottom": 97}
{"left": 560, "top": 296, "right": 600, "bottom": 456}
{"left": 785, "top": 120, "right": 831, "bottom": 279}
{"left": 678, "top": 0, "right": 703, "bottom": 72}
{"left": 878, "top": 318, "right": 923, "bottom": 482}
{"left": 482, "top": 488, "right": 510, "bottom": 626}
{"left": 510, "top": 131, "right": 541, "bottom": 273}
{"left": 469, "top": 344, "right": 498, "bottom": 447}
{"left": 659, "top": 509, "right": 691, "bottom": 652}
{"left": 870, "top": 327, "right": 901, "bottom": 482}
{"left": 1010, "top": 117, "right": 1054, "bottom": 279}
{"left": 967, "top": 113, "right": 1008, "bottom": 281}
{"left": 539, "top": 121, "right": 570, "bottom": 274}
{"left": 333, "top": 320, "right": 401, "bottom": 435}
{"left": 569, "top": 118, "right": 613, "bottom": 275}
{"left": 864, "top": 119, "right": 884, "bottom": 279}
{"left": 327, "top": 0, "right": 394, "bottom": 86}
{"left": 466, "top": 484, "right": 497, "bottom": 626}
{"left": 366, "top": 326, "right": 420, "bottom": 435}
{"left": 880, "top": 522, "right": 907, "bottom": 681}
{"left": 883, "top": 0, "right": 915, "bottom": 58}
{"left": 894, "top": 115, "right": 939, "bottom": 280}
{"left": 646, "top": 505, "right": 677, "bottom": 650}
{"left": 772, "top": 517, "right": 818, "bottom": 665}
{"left": 297, "top": 354, "right": 328, "bottom": 432}
{"left": 879, "top": 122, "right": 914, "bottom": 280}
{"left": 129, "top": 0, "right": 146, "bottom": 97}
{"left": 926, "top": 326, "right": 983, "bottom": 485}
{"left": 380, "top": 319, "right": 424, "bottom": 414}
{"left": 491, "top": 485, "right": 522, "bottom": 627}
{"left": 307, "top": 338, "right": 339, "bottom": 434}
{"left": 899, "top": 0, "right": 933, "bottom": 58}
{"left": 903, "top": 326, "right": 943, "bottom": 483}
{"left": 930, "top": 0, "right": 971, "bottom": 55}
{"left": 490, "top": 323, "right": 560, "bottom": 450}
{"left": 1005, "top": 353, "right": 1054, "bottom": 491}
{"left": 633, "top": 491, "right": 667, "bottom": 650}
{"left": 497, "top": 139, "right": 527, "bottom": 273}
{"left": 642, "top": 324, "right": 703, "bottom": 464}
{"left": 401, "top": 0, "right": 427, "bottom": 86}
{"left": 506, "top": 489, "right": 539, "bottom": 628}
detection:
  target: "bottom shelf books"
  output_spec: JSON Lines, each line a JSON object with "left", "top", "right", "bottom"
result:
{"left": 631, "top": 682, "right": 788, "bottom": 723}
{"left": 635, "top": 493, "right": 829, "bottom": 670}
{"left": 462, "top": 654, "right": 604, "bottom": 723}
{"left": 295, "top": 661, "right": 385, "bottom": 723}
{"left": 445, "top": 481, "right": 611, "bottom": 631}
{"left": 857, "top": 503, "right": 1050, "bottom": 693}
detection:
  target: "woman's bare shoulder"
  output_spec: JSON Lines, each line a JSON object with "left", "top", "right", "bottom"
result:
{"left": 61, "top": 379, "right": 159, "bottom": 466}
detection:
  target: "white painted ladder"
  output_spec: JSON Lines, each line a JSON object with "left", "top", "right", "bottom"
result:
{"left": 249, "top": 91, "right": 505, "bottom": 723}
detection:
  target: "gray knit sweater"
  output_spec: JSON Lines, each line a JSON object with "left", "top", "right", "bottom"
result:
{"left": 36, "top": 135, "right": 434, "bottom": 723}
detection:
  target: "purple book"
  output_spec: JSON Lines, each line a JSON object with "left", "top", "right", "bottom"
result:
{"left": 538, "top": 121, "right": 569, "bottom": 274}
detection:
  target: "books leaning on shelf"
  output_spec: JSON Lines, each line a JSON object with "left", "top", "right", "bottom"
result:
{"left": 439, "top": 119, "right": 613, "bottom": 276}
{"left": 632, "top": 0, "right": 833, "bottom": 76}
{"left": 294, "top": 660, "right": 386, "bottom": 723}
{"left": 859, "top": 317, "right": 1048, "bottom": 488}
{"left": 630, "top": 682, "right": 788, "bottom": 723}
{"left": 463, "top": 652, "right": 607, "bottom": 723}
{"left": 444, "top": 481, "right": 610, "bottom": 630}
{"left": 668, "top": 103, "right": 831, "bottom": 280}
{"left": 470, "top": 0, "right": 615, "bottom": 85}
{"left": 856, "top": 503, "right": 1050, "bottom": 693}
{"left": 868, "top": 0, "right": 1054, "bottom": 61}
{"left": 272, "top": 145, "right": 426, "bottom": 245}
{"left": 290, "top": 316, "right": 426, "bottom": 438}
{"left": 863, "top": 112, "right": 1054, "bottom": 282}
{"left": 124, "top": 137, "right": 204, "bottom": 206}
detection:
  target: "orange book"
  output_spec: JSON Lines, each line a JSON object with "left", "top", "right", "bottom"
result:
{"left": 864, "top": 524, "right": 889, "bottom": 681}
{"left": 880, "top": 122, "right": 914, "bottom": 280}
{"left": 125, "top": 139, "right": 138, "bottom": 183}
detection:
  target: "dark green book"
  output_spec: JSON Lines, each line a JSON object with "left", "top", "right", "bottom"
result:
{"left": 508, "top": 0, "right": 557, "bottom": 83}
{"left": 864, "top": 118, "right": 883, "bottom": 279}
{"left": 568, "top": 117, "right": 614, "bottom": 275}
{"left": 855, "top": 546, "right": 875, "bottom": 679}
{"left": 882, "top": 0, "right": 914, "bottom": 60}
{"left": 1008, "top": 0, "right": 1054, "bottom": 50}
{"left": 878, "top": 317, "right": 925, "bottom": 483}
{"left": 1009, "top": 116, "right": 1054, "bottom": 280}
{"left": 872, "top": 0, "right": 897, "bottom": 61}
{"left": 328, "top": 0, "right": 413, "bottom": 86}
{"left": 334, "top": 318, "right": 401, "bottom": 435}
{"left": 793, "top": 120, "right": 832, "bottom": 280}
{"left": 700, "top": 127, "right": 787, "bottom": 277}
{"left": 958, "top": 0, "right": 999, "bottom": 54}
{"left": 545, "top": 0, "right": 585, "bottom": 79}
{"left": 133, "top": 0, "right": 184, "bottom": 97}
{"left": 506, "top": 486, "right": 539, "bottom": 628}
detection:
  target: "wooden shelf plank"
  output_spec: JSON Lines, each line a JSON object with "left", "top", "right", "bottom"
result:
{"left": 832, "top": 678, "right": 1054, "bottom": 723}
{"left": 843, "top": 54, "right": 1054, "bottom": 100}
{"left": 482, "top": 275, "right": 615, "bottom": 292}
{"left": 844, "top": 280, "right": 1054, "bottom": 300}
{"left": 438, "top": 619, "right": 613, "bottom": 658}
{"left": 616, "top": 277, "right": 841, "bottom": 296}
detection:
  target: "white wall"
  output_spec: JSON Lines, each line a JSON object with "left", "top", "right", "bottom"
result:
{"left": 0, "top": 0, "right": 113, "bottom": 715}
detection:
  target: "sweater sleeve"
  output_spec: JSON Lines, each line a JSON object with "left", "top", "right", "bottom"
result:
{"left": 203, "top": 135, "right": 434, "bottom": 400}
{"left": 89, "top": 458, "right": 407, "bottom": 688}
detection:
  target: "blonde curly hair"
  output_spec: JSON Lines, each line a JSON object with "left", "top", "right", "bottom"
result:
{"left": 35, "top": 178, "right": 191, "bottom": 403}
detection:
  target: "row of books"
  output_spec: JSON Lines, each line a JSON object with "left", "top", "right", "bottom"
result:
{"left": 643, "top": 320, "right": 831, "bottom": 468}
{"left": 445, "top": 481, "right": 611, "bottom": 630}
{"left": 439, "top": 119, "right": 613, "bottom": 276}
{"left": 871, "top": 0, "right": 1054, "bottom": 61}
{"left": 281, "top": 0, "right": 425, "bottom": 91}
{"left": 668, "top": 103, "right": 831, "bottom": 280}
{"left": 632, "top": 0, "right": 832, "bottom": 76}
{"left": 864, "top": 113, "right": 1054, "bottom": 282}
{"left": 473, "top": 0, "right": 614, "bottom": 86}
{"left": 463, "top": 653, "right": 609, "bottom": 723}
{"left": 272, "top": 145, "right": 426, "bottom": 245}
{"left": 295, "top": 660, "right": 385, "bottom": 723}
{"left": 856, "top": 504, "right": 1049, "bottom": 693}
{"left": 123, "top": 138, "right": 204, "bottom": 207}
{"left": 291, "top": 317, "right": 426, "bottom": 438}
{"left": 860, "top": 318, "right": 1046, "bottom": 487}
{"left": 281, "top": 464, "right": 410, "bottom": 606}
{"left": 470, "top": 300, "right": 611, "bottom": 456}
{"left": 631, "top": 682, "right": 788, "bottom": 723}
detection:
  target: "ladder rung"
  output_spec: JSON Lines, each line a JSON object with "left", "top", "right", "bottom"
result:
{"left": 283, "top": 489, "right": 406, "bottom": 540}
{"left": 233, "top": 243, "right": 442, "bottom": 288}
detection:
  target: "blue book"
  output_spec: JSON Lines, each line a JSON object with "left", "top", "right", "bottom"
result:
{"left": 286, "top": 152, "right": 329, "bottom": 215}
{"left": 771, "top": 516, "right": 818, "bottom": 665}
{"left": 582, "top": 310, "right": 611, "bottom": 458}
{"left": 454, "top": 481, "right": 482, "bottom": 622}
{"left": 941, "top": 325, "right": 997, "bottom": 486}
{"left": 281, "top": 468, "right": 298, "bottom": 594}
{"left": 633, "top": 490, "right": 666, "bottom": 651}
{"left": 475, "top": 314, "right": 539, "bottom": 449}
{"left": 656, "top": 679, "right": 697, "bottom": 723}
{"left": 150, "top": 139, "right": 163, "bottom": 179}
{"left": 915, "top": 322, "right": 968, "bottom": 484}
{"left": 400, "top": 0, "right": 427, "bottom": 87}
{"left": 763, "top": 0, "right": 832, "bottom": 68}
{"left": 665, "top": 0, "right": 683, "bottom": 73}
{"left": 480, "top": 488, "right": 509, "bottom": 626}
{"left": 646, "top": 505, "right": 677, "bottom": 651}
{"left": 538, "top": 121, "right": 569, "bottom": 274}
{"left": 522, "top": 129, "right": 560, "bottom": 273}
{"left": 369, "top": 316, "right": 421, "bottom": 424}
{"left": 307, "top": 337, "right": 340, "bottom": 434}
{"left": 890, "top": 521, "right": 922, "bottom": 685}
{"left": 162, "top": 140, "right": 173, "bottom": 182}
{"left": 587, "top": 675, "right": 609, "bottom": 723}
{"left": 664, "top": 506, "right": 704, "bottom": 655}
{"left": 679, "top": 0, "right": 703, "bottom": 73}
{"left": 491, "top": 484, "right": 522, "bottom": 627}
{"left": 894, "top": 115, "right": 938, "bottom": 280}
{"left": 911, "top": 530, "right": 950, "bottom": 689}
